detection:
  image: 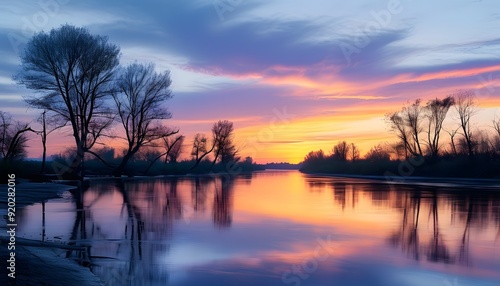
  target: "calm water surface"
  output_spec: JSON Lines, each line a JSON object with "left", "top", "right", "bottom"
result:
{"left": 16, "top": 170, "right": 500, "bottom": 285}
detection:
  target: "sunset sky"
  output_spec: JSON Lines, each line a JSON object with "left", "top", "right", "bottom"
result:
{"left": 1, "top": 0, "right": 500, "bottom": 163}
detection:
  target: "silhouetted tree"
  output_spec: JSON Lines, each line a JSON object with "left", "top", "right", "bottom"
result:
{"left": 16, "top": 25, "right": 120, "bottom": 177}
{"left": 164, "top": 135, "right": 184, "bottom": 163}
{"left": 135, "top": 148, "right": 163, "bottom": 165}
{"left": 37, "top": 110, "right": 62, "bottom": 173}
{"left": 475, "top": 130, "right": 491, "bottom": 154}
{"left": 211, "top": 120, "right": 238, "bottom": 167}
{"left": 365, "top": 144, "right": 391, "bottom": 161}
{"left": 93, "top": 146, "right": 115, "bottom": 162}
{"left": 387, "top": 99, "right": 425, "bottom": 157}
{"left": 425, "top": 96, "right": 454, "bottom": 157}
{"left": 444, "top": 127, "right": 460, "bottom": 156}
{"left": 387, "top": 112, "right": 412, "bottom": 158}
{"left": 39, "top": 111, "right": 48, "bottom": 173}
{"left": 403, "top": 99, "right": 425, "bottom": 156}
{"left": 112, "top": 63, "right": 176, "bottom": 176}
{"left": 303, "top": 149, "right": 326, "bottom": 163}
{"left": 454, "top": 90, "right": 476, "bottom": 156}
{"left": 494, "top": 116, "right": 500, "bottom": 138}
{"left": 190, "top": 133, "right": 214, "bottom": 171}
{"left": 143, "top": 134, "right": 185, "bottom": 174}
{"left": 389, "top": 141, "right": 407, "bottom": 160}
{"left": 0, "top": 111, "right": 34, "bottom": 162}
{"left": 332, "top": 141, "right": 350, "bottom": 161}
{"left": 492, "top": 116, "right": 500, "bottom": 153}
{"left": 244, "top": 156, "right": 253, "bottom": 164}
{"left": 350, "top": 143, "right": 360, "bottom": 161}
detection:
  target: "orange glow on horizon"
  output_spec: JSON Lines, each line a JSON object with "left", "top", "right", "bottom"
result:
{"left": 22, "top": 61, "right": 500, "bottom": 164}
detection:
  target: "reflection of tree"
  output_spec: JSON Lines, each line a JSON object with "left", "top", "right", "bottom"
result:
{"left": 457, "top": 198, "right": 473, "bottom": 266}
{"left": 332, "top": 183, "right": 346, "bottom": 211}
{"left": 308, "top": 180, "right": 326, "bottom": 192}
{"left": 240, "top": 172, "right": 254, "bottom": 184}
{"left": 307, "top": 179, "right": 362, "bottom": 209}
{"left": 496, "top": 198, "right": 500, "bottom": 242}
{"left": 305, "top": 178, "right": 499, "bottom": 269}
{"left": 213, "top": 177, "right": 234, "bottom": 228}
{"left": 351, "top": 184, "right": 358, "bottom": 209}
{"left": 66, "top": 184, "right": 91, "bottom": 266}
{"left": 98, "top": 180, "right": 175, "bottom": 285}
{"left": 280, "top": 176, "right": 500, "bottom": 270}
{"left": 426, "top": 192, "right": 451, "bottom": 263}
{"left": 388, "top": 190, "right": 421, "bottom": 261}
{"left": 72, "top": 179, "right": 178, "bottom": 285}
{"left": 164, "top": 178, "right": 182, "bottom": 221}
{"left": 386, "top": 189, "right": 500, "bottom": 267}
{"left": 192, "top": 177, "right": 209, "bottom": 213}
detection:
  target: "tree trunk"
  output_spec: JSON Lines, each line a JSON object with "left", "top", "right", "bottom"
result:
{"left": 113, "top": 151, "right": 135, "bottom": 177}
{"left": 41, "top": 111, "right": 47, "bottom": 174}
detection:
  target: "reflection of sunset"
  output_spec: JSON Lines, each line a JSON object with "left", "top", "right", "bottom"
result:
{"left": 232, "top": 173, "right": 399, "bottom": 235}
{"left": 15, "top": 171, "right": 500, "bottom": 285}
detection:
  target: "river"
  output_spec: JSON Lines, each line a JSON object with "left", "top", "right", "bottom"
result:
{"left": 16, "top": 170, "right": 500, "bottom": 285}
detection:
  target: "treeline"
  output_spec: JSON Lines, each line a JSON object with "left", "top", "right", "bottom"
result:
{"left": 1, "top": 112, "right": 264, "bottom": 179}
{"left": 50, "top": 121, "right": 265, "bottom": 177}
{"left": 0, "top": 25, "right": 263, "bottom": 179}
{"left": 301, "top": 90, "right": 500, "bottom": 178}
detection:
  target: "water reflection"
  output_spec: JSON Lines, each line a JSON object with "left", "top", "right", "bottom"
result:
{"left": 392, "top": 187, "right": 498, "bottom": 266}
{"left": 15, "top": 171, "right": 500, "bottom": 285}
{"left": 213, "top": 177, "right": 234, "bottom": 228}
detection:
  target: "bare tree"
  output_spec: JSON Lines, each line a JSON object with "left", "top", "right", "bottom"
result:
{"left": 475, "top": 129, "right": 491, "bottom": 154}
{"left": 444, "top": 127, "right": 460, "bottom": 156}
{"left": 190, "top": 133, "right": 214, "bottom": 171}
{"left": 15, "top": 25, "right": 120, "bottom": 177}
{"left": 350, "top": 143, "right": 360, "bottom": 161}
{"left": 386, "top": 112, "right": 411, "bottom": 158}
{"left": 365, "top": 144, "right": 391, "bottom": 161}
{"left": 164, "top": 135, "right": 184, "bottom": 163}
{"left": 425, "top": 96, "right": 454, "bottom": 157}
{"left": 211, "top": 120, "right": 238, "bottom": 167}
{"left": 37, "top": 110, "right": 63, "bottom": 173}
{"left": 39, "top": 110, "right": 48, "bottom": 173}
{"left": 454, "top": 90, "right": 476, "bottom": 156}
{"left": 143, "top": 134, "right": 184, "bottom": 174}
{"left": 93, "top": 146, "right": 115, "bottom": 162}
{"left": 403, "top": 99, "right": 424, "bottom": 156}
{"left": 492, "top": 116, "right": 500, "bottom": 154}
{"left": 0, "top": 111, "right": 34, "bottom": 162}
{"left": 112, "top": 63, "right": 176, "bottom": 176}
{"left": 493, "top": 116, "right": 500, "bottom": 138}
{"left": 332, "top": 141, "right": 350, "bottom": 161}
{"left": 387, "top": 100, "right": 425, "bottom": 157}
{"left": 389, "top": 141, "right": 407, "bottom": 160}
{"left": 303, "top": 150, "right": 326, "bottom": 163}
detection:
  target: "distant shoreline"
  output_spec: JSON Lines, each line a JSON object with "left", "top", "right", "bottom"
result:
{"left": 300, "top": 171, "right": 500, "bottom": 190}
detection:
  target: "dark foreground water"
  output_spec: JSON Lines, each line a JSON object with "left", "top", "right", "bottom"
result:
{"left": 16, "top": 170, "right": 500, "bottom": 285}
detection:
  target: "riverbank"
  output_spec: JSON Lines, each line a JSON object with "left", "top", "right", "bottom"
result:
{"left": 0, "top": 241, "right": 103, "bottom": 286}
{"left": 0, "top": 182, "right": 103, "bottom": 285}
{"left": 301, "top": 171, "right": 500, "bottom": 189}
{"left": 0, "top": 182, "right": 76, "bottom": 207}
{"left": 300, "top": 154, "right": 500, "bottom": 180}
